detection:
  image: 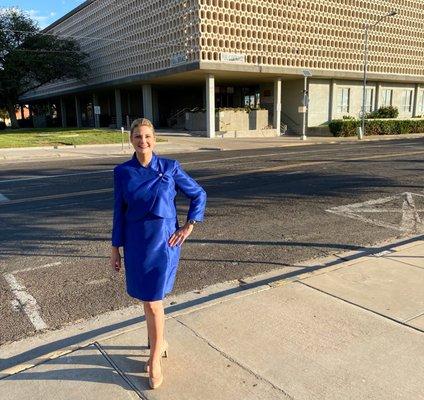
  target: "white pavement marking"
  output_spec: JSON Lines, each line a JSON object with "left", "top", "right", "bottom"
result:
{"left": 401, "top": 192, "right": 423, "bottom": 233}
{"left": 0, "top": 142, "right": 408, "bottom": 184}
{"left": 11, "top": 261, "right": 62, "bottom": 275}
{"left": 3, "top": 273, "right": 48, "bottom": 331}
{"left": 0, "top": 169, "right": 113, "bottom": 184}
{"left": 0, "top": 193, "right": 9, "bottom": 202}
{"left": 85, "top": 278, "right": 110, "bottom": 286}
{"left": 326, "top": 192, "right": 424, "bottom": 234}
{"left": 0, "top": 188, "right": 111, "bottom": 205}
{"left": 1, "top": 148, "right": 423, "bottom": 206}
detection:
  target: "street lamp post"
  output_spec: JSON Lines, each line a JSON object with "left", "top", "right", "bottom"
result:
{"left": 359, "top": 10, "right": 397, "bottom": 140}
{"left": 301, "top": 69, "right": 312, "bottom": 141}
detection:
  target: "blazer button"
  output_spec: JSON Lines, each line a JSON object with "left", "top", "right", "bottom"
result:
{"left": 158, "top": 173, "right": 163, "bottom": 177}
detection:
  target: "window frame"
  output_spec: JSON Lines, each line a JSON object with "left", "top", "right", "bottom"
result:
{"left": 337, "top": 87, "right": 350, "bottom": 114}
{"left": 417, "top": 90, "right": 424, "bottom": 115}
{"left": 381, "top": 89, "right": 393, "bottom": 107}
{"left": 401, "top": 90, "right": 413, "bottom": 112}
{"left": 365, "top": 88, "right": 374, "bottom": 112}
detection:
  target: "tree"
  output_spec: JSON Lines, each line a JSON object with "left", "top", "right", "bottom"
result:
{"left": 0, "top": 8, "right": 89, "bottom": 128}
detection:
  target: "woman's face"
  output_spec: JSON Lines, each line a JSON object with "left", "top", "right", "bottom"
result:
{"left": 131, "top": 125, "right": 156, "bottom": 156}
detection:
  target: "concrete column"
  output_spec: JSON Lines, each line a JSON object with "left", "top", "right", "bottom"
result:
{"left": 412, "top": 83, "right": 420, "bottom": 117}
{"left": 375, "top": 83, "right": 382, "bottom": 111}
{"left": 329, "top": 79, "right": 336, "bottom": 121}
{"left": 93, "top": 93, "right": 100, "bottom": 128}
{"left": 115, "top": 88, "right": 122, "bottom": 128}
{"left": 152, "top": 88, "right": 160, "bottom": 126}
{"left": 107, "top": 95, "right": 112, "bottom": 115}
{"left": 273, "top": 77, "right": 282, "bottom": 131}
{"left": 60, "top": 97, "right": 67, "bottom": 128}
{"left": 127, "top": 92, "right": 131, "bottom": 117}
{"left": 20, "top": 105, "right": 25, "bottom": 120}
{"left": 206, "top": 74, "right": 215, "bottom": 138}
{"left": 142, "top": 84, "right": 153, "bottom": 121}
{"left": 74, "top": 96, "right": 82, "bottom": 128}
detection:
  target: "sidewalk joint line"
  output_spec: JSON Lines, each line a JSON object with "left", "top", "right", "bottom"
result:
{"left": 173, "top": 317, "right": 295, "bottom": 399}
{"left": 385, "top": 258, "right": 424, "bottom": 271}
{"left": 2, "top": 235, "right": 421, "bottom": 380}
{"left": 403, "top": 310, "right": 424, "bottom": 323}
{"left": 93, "top": 341, "right": 148, "bottom": 399}
{"left": 297, "top": 281, "right": 423, "bottom": 334}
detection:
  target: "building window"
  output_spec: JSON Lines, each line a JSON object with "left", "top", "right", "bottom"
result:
{"left": 417, "top": 90, "right": 424, "bottom": 115}
{"left": 365, "top": 88, "right": 374, "bottom": 112}
{"left": 401, "top": 90, "right": 413, "bottom": 112}
{"left": 381, "top": 89, "right": 393, "bottom": 107}
{"left": 337, "top": 87, "right": 350, "bottom": 113}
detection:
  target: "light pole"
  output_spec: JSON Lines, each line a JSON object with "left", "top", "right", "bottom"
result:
{"left": 359, "top": 10, "right": 397, "bottom": 140}
{"left": 301, "top": 69, "right": 312, "bottom": 140}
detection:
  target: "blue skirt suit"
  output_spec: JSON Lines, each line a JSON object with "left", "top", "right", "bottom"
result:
{"left": 112, "top": 153, "right": 206, "bottom": 301}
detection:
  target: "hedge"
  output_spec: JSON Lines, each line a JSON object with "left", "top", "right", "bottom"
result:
{"left": 329, "top": 119, "right": 424, "bottom": 137}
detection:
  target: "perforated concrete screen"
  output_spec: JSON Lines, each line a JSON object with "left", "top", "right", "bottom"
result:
{"left": 23, "top": 0, "right": 424, "bottom": 100}
{"left": 27, "top": 0, "right": 201, "bottom": 98}
{"left": 199, "top": 0, "right": 423, "bottom": 76}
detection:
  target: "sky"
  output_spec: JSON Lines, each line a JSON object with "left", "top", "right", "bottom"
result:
{"left": 1, "top": 0, "right": 86, "bottom": 29}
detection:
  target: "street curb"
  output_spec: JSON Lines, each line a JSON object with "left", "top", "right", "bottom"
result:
{"left": 1, "top": 233, "right": 422, "bottom": 380}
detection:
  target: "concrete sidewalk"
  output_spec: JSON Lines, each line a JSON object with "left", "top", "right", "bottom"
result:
{"left": 1, "top": 132, "right": 424, "bottom": 163}
{"left": 0, "top": 236, "right": 423, "bottom": 399}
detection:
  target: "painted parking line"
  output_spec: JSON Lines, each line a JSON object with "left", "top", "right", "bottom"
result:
{"left": 0, "top": 169, "right": 113, "bottom": 184}
{"left": 1, "top": 148, "right": 424, "bottom": 208}
{"left": 0, "top": 166, "right": 317, "bottom": 207}
{"left": 0, "top": 142, "right": 415, "bottom": 184}
{"left": 11, "top": 261, "right": 62, "bottom": 275}
{"left": 2, "top": 149, "right": 424, "bottom": 207}
{"left": 3, "top": 273, "right": 48, "bottom": 331}
{"left": 0, "top": 188, "right": 111, "bottom": 206}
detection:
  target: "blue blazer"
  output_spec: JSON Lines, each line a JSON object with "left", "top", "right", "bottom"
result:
{"left": 112, "top": 153, "right": 206, "bottom": 247}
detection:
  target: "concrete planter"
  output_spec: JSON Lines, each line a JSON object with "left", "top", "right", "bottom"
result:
{"left": 216, "top": 128, "right": 278, "bottom": 138}
{"left": 217, "top": 109, "right": 249, "bottom": 131}
{"left": 184, "top": 108, "right": 276, "bottom": 137}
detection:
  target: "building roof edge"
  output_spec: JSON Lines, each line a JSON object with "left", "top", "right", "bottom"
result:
{"left": 42, "top": 0, "right": 97, "bottom": 32}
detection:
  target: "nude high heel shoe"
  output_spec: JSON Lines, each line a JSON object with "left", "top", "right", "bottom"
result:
{"left": 148, "top": 358, "right": 163, "bottom": 389}
{"left": 144, "top": 339, "right": 169, "bottom": 373}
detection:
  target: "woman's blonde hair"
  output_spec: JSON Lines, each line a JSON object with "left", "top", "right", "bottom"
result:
{"left": 130, "top": 118, "right": 155, "bottom": 136}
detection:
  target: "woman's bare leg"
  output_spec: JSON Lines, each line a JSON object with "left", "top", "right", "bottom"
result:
{"left": 143, "top": 300, "right": 165, "bottom": 378}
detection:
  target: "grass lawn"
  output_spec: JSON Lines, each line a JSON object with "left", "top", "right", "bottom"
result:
{"left": 0, "top": 128, "right": 165, "bottom": 148}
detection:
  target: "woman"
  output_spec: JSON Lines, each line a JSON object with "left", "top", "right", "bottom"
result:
{"left": 110, "top": 118, "right": 206, "bottom": 389}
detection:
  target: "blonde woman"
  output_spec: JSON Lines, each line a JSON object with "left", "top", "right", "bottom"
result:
{"left": 111, "top": 118, "right": 206, "bottom": 389}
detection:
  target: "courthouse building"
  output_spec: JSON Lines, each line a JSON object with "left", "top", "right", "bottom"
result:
{"left": 21, "top": 0, "right": 424, "bottom": 136}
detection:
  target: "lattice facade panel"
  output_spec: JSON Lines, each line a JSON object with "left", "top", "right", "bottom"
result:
{"left": 198, "top": 0, "right": 424, "bottom": 77}
{"left": 26, "top": 0, "right": 201, "bottom": 98}
{"left": 25, "top": 0, "right": 424, "bottom": 100}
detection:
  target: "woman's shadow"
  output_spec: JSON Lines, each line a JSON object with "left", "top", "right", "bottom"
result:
{"left": 2, "top": 344, "right": 151, "bottom": 395}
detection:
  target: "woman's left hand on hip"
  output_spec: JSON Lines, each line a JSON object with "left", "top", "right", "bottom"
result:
{"left": 168, "top": 223, "right": 194, "bottom": 247}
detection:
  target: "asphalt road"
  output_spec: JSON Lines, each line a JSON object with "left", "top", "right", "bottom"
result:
{"left": 0, "top": 138, "right": 423, "bottom": 345}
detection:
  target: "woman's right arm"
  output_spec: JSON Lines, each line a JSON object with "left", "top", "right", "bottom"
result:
{"left": 111, "top": 168, "right": 126, "bottom": 271}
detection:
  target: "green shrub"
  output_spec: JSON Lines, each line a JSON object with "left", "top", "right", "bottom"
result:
{"left": 329, "top": 118, "right": 424, "bottom": 137}
{"left": 367, "top": 106, "right": 399, "bottom": 119}
{"left": 329, "top": 119, "right": 360, "bottom": 137}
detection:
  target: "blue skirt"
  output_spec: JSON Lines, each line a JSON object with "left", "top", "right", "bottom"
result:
{"left": 123, "top": 213, "right": 180, "bottom": 301}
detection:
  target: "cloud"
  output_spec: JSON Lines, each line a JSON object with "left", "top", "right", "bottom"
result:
{"left": 26, "top": 9, "right": 57, "bottom": 29}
